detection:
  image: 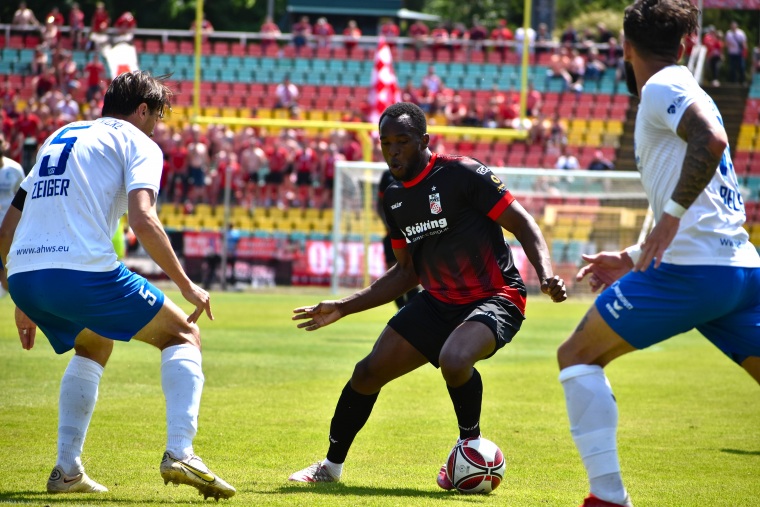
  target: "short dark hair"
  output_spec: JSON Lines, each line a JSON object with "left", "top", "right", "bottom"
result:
{"left": 623, "top": 0, "right": 699, "bottom": 60}
{"left": 378, "top": 102, "right": 427, "bottom": 136}
{"left": 102, "top": 71, "right": 173, "bottom": 118}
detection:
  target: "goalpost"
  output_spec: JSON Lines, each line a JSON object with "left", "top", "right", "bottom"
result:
{"left": 333, "top": 162, "right": 650, "bottom": 296}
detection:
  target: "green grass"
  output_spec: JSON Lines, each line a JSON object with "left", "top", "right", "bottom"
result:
{"left": 0, "top": 289, "right": 758, "bottom": 506}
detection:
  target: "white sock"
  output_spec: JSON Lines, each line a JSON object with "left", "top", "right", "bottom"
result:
{"left": 57, "top": 355, "right": 104, "bottom": 476}
{"left": 560, "top": 364, "right": 627, "bottom": 505}
{"left": 322, "top": 458, "right": 343, "bottom": 478}
{"left": 161, "top": 344, "right": 204, "bottom": 460}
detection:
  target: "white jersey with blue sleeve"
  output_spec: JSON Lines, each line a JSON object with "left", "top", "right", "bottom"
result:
{"left": 635, "top": 65, "right": 759, "bottom": 267}
{"left": 7, "top": 117, "right": 163, "bottom": 275}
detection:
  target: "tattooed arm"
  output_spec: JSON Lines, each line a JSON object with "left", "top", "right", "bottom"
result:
{"left": 634, "top": 101, "right": 728, "bottom": 271}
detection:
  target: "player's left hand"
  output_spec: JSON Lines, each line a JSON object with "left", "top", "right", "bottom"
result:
{"left": 16, "top": 306, "right": 37, "bottom": 350}
{"left": 636, "top": 213, "right": 680, "bottom": 271}
{"left": 541, "top": 275, "right": 567, "bottom": 302}
{"left": 181, "top": 283, "right": 214, "bottom": 323}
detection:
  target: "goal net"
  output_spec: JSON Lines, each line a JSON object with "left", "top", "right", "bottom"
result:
{"left": 331, "top": 161, "right": 650, "bottom": 297}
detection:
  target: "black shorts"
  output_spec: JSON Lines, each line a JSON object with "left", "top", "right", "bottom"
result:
{"left": 388, "top": 291, "right": 524, "bottom": 367}
{"left": 296, "top": 171, "right": 312, "bottom": 186}
{"left": 265, "top": 171, "right": 284, "bottom": 185}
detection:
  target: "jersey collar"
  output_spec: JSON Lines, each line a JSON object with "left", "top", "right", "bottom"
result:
{"left": 402, "top": 152, "right": 437, "bottom": 188}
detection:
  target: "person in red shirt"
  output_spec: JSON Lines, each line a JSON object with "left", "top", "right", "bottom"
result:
{"left": 264, "top": 140, "right": 291, "bottom": 207}
{"left": 490, "top": 19, "right": 514, "bottom": 62}
{"left": 380, "top": 19, "right": 400, "bottom": 47}
{"left": 90, "top": 2, "right": 109, "bottom": 34}
{"left": 291, "top": 16, "right": 312, "bottom": 55}
{"left": 294, "top": 142, "right": 318, "bottom": 208}
{"left": 68, "top": 2, "right": 85, "bottom": 49}
{"left": 430, "top": 23, "right": 449, "bottom": 60}
{"left": 343, "top": 20, "right": 361, "bottom": 57}
{"left": 88, "top": 2, "right": 110, "bottom": 52}
{"left": 260, "top": 15, "right": 281, "bottom": 52}
{"left": 113, "top": 11, "right": 137, "bottom": 44}
{"left": 702, "top": 25, "right": 724, "bottom": 86}
{"left": 468, "top": 20, "right": 488, "bottom": 53}
{"left": 46, "top": 7, "right": 64, "bottom": 27}
{"left": 408, "top": 20, "right": 429, "bottom": 58}
{"left": 84, "top": 53, "right": 105, "bottom": 102}
{"left": 313, "top": 17, "right": 335, "bottom": 48}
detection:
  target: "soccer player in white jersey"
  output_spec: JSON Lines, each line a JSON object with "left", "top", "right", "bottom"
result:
{"left": 556, "top": 1, "right": 760, "bottom": 506}
{"left": 0, "top": 71, "right": 235, "bottom": 500}
{"left": 0, "top": 133, "right": 24, "bottom": 298}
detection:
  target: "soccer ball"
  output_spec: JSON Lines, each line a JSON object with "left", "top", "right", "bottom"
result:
{"left": 445, "top": 437, "right": 506, "bottom": 494}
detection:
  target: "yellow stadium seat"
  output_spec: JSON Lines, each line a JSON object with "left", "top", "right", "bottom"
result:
{"left": 587, "top": 119, "right": 605, "bottom": 133}
{"left": 202, "top": 107, "right": 221, "bottom": 117}
{"left": 221, "top": 107, "right": 239, "bottom": 119}
{"left": 256, "top": 108, "right": 273, "bottom": 119}
{"left": 606, "top": 121, "right": 623, "bottom": 135}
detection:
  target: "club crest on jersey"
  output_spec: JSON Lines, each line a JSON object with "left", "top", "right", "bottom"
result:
{"left": 429, "top": 193, "right": 442, "bottom": 214}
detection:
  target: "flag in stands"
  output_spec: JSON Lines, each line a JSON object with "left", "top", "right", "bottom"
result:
{"left": 102, "top": 42, "right": 139, "bottom": 78}
{"left": 368, "top": 38, "right": 400, "bottom": 125}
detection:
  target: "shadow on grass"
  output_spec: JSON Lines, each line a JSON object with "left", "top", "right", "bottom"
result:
{"left": 0, "top": 491, "right": 206, "bottom": 505}
{"left": 720, "top": 448, "right": 760, "bottom": 456}
{"left": 274, "top": 483, "right": 483, "bottom": 501}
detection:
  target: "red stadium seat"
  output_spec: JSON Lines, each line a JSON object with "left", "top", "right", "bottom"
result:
{"left": 9, "top": 35, "right": 23, "bottom": 48}
{"left": 247, "top": 43, "right": 262, "bottom": 56}
{"left": 179, "top": 40, "right": 194, "bottom": 54}
{"left": 231, "top": 43, "right": 246, "bottom": 56}
{"left": 24, "top": 35, "right": 40, "bottom": 48}
{"left": 212, "top": 41, "right": 229, "bottom": 55}
{"left": 162, "top": 39, "right": 178, "bottom": 54}
{"left": 145, "top": 39, "right": 161, "bottom": 53}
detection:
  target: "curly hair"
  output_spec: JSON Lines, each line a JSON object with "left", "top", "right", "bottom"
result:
{"left": 623, "top": 0, "right": 699, "bottom": 60}
{"left": 102, "top": 71, "right": 173, "bottom": 118}
{"left": 378, "top": 102, "right": 427, "bottom": 136}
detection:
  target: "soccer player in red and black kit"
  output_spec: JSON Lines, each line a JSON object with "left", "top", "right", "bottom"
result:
{"left": 288, "top": 102, "right": 567, "bottom": 485}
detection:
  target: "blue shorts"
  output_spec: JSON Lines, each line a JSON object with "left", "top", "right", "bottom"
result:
{"left": 8, "top": 264, "right": 165, "bottom": 354}
{"left": 595, "top": 262, "right": 760, "bottom": 364}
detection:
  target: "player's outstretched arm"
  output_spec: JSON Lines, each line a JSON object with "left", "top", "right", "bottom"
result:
{"left": 127, "top": 188, "right": 213, "bottom": 322}
{"left": 496, "top": 200, "right": 567, "bottom": 302}
{"left": 293, "top": 256, "right": 419, "bottom": 331}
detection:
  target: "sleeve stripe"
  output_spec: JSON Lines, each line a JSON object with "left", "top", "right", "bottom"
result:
{"left": 487, "top": 191, "right": 515, "bottom": 220}
{"left": 391, "top": 238, "right": 407, "bottom": 249}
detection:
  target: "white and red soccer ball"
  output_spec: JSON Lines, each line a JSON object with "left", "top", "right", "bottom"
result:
{"left": 446, "top": 437, "right": 506, "bottom": 494}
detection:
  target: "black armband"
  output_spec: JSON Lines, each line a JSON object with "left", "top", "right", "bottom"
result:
{"left": 11, "top": 188, "right": 26, "bottom": 212}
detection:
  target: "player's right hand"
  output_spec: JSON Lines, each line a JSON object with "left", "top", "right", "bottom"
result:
{"left": 16, "top": 306, "right": 37, "bottom": 350}
{"left": 576, "top": 251, "right": 633, "bottom": 292}
{"left": 181, "top": 283, "right": 214, "bottom": 323}
{"left": 292, "top": 301, "right": 343, "bottom": 331}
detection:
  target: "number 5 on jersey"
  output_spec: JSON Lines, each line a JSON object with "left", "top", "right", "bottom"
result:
{"left": 39, "top": 126, "right": 91, "bottom": 177}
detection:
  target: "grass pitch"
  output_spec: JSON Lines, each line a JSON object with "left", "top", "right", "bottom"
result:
{"left": 0, "top": 288, "right": 758, "bottom": 506}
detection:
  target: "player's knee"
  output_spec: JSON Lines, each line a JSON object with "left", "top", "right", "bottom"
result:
{"left": 439, "top": 350, "right": 473, "bottom": 380}
{"left": 350, "top": 357, "right": 384, "bottom": 393}
{"left": 557, "top": 338, "right": 580, "bottom": 369}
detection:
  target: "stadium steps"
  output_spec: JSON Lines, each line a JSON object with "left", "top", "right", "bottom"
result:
{"left": 703, "top": 83, "right": 748, "bottom": 159}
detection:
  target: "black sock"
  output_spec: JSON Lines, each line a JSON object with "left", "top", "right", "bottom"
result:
{"left": 447, "top": 368, "right": 482, "bottom": 440}
{"left": 326, "top": 381, "right": 379, "bottom": 463}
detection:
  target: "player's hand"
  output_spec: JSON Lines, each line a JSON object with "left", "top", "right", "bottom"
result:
{"left": 541, "top": 275, "right": 567, "bottom": 302}
{"left": 181, "top": 283, "right": 214, "bottom": 323}
{"left": 635, "top": 214, "right": 680, "bottom": 271}
{"left": 292, "top": 301, "right": 344, "bottom": 331}
{"left": 576, "top": 251, "right": 633, "bottom": 292}
{"left": 16, "top": 307, "right": 37, "bottom": 350}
